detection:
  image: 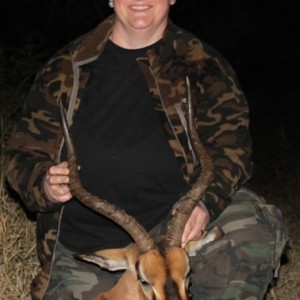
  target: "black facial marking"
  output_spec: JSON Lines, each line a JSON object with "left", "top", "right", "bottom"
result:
{"left": 136, "top": 261, "right": 142, "bottom": 280}
{"left": 164, "top": 277, "right": 181, "bottom": 300}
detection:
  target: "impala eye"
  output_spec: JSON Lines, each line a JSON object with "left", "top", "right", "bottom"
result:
{"left": 136, "top": 264, "right": 152, "bottom": 290}
{"left": 138, "top": 276, "right": 150, "bottom": 286}
{"left": 138, "top": 275, "right": 153, "bottom": 293}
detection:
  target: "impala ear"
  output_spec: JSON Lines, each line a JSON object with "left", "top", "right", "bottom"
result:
{"left": 185, "top": 226, "right": 224, "bottom": 256}
{"left": 76, "top": 248, "right": 130, "bottom": 271}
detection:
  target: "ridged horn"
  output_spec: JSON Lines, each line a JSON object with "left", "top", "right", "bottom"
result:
{"left": 59, "top": 101, "right": 155, "bottom": 253}
{"left": 165, "top": 77, "right": 214, "bottom": 247}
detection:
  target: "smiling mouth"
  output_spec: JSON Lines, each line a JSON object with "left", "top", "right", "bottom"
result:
{"left": 131, "top": 6, "right": 151, "bottom": 11}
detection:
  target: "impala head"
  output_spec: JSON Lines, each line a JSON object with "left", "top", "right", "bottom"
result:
{"left": 59, "top": 77, "right": 223, "bottom": 299}
{"left": 77, "top": 227, "right": 222, "bottom": 300}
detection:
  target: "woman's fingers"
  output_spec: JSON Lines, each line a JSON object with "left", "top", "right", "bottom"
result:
{"left": 44, "top": 162, "right": 73, "bottom": 203}
{"left": 181, "top": 205, "right": 209, "bottom": 248}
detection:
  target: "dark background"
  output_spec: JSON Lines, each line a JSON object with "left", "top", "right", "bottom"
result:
{"left": 1, "top": 0, "right": 299, "bottom": 186}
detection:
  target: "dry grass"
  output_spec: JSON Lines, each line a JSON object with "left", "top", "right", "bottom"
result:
{"left": 0, "top": 118, "right": 39, "bottom": 300}
{"left": 0, "top": 194, "right": 39, "bottom": 300}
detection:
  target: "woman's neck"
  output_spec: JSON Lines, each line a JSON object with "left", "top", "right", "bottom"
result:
{"left": 110, "top": 21, "right": 166, "bottom": 49}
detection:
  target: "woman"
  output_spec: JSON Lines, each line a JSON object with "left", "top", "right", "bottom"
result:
{"left": 5, "top": 0, "right": 287, "bottom": 299}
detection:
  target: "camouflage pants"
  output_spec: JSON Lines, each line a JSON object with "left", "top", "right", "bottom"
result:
{"left": 43, "top": 187, "right": 288, "bottom": 300}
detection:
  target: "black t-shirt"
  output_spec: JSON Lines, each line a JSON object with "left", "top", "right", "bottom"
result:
{"left": 59, "top": 40, "right": 187, "bottom": 252}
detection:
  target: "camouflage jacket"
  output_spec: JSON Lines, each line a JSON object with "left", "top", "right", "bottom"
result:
{"left": 4, "top": 14, "right": 252, "bottom": 300}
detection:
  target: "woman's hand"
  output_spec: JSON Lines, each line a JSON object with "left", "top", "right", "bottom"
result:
{"left": 44, "top": 161, "right": 73, "bottom": 203}
{"left": 181, "top": 205, "right": 209, "bottom": 248}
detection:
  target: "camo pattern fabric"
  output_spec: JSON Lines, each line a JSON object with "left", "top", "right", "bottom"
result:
{"left": 189, "top": 187, "right": 288, "bottom": 299}
{"left": 42, "top": 188, "right": 288, "bottom": 300}
{"left": 4, "top": 14, "right": 254, "bottom": 299}
{"left": 42, "top": 241, "right": 122, "bottom": 300}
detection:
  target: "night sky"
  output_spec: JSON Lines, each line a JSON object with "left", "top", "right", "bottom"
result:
{"left": 1, "top": 0, "right": 299, "bottom": 153}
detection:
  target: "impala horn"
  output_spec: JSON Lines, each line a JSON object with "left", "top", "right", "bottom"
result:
{"left": 59, "top": 101, "right": 155, "bottom": 253}
{"left": 165, "top": 77, "right": 214, "bottom": 247}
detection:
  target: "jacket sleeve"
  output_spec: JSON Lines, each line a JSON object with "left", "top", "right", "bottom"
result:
{"left": 4, "top": 53, "right": 69, "bottom": 213}
{"left": 192, "top": 44, "right": 253, "bottom": 222}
